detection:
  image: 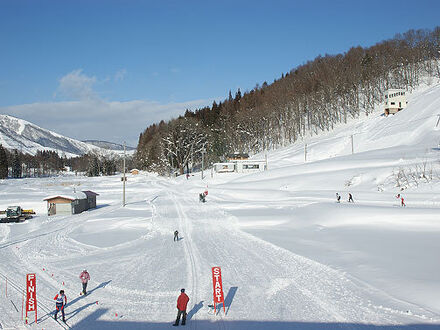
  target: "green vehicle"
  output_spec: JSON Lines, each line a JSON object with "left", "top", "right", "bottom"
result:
{"left": 0, "top": 206, "right": 34, "bottom": 223}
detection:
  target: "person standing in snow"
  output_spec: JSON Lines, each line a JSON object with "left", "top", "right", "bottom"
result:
{"left": 174, "top": 230, "right": 179, "bottom": 242}
{"left": 79, "top": 269, "right": 90, "bottom": 295}
{"left": 401, "top": 196, "right": 406, "bottom": 207}
{"left": 54, "top": 290, "right": 67, "bottom": 322}
{"left": 173, "top": 288, "right": 190, "bottom": 326}
{"left": 336, "top": 193, "right": 341, "bottom": 203}
{"left": 348, "top": 193, "right": 354, "bottom": 203}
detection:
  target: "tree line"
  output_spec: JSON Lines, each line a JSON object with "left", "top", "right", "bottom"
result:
{"left": 135, "top": 27, "right": 440, "bottom": 175}
{"left": 0, "top": 145, "right": 130, "bottom": 179}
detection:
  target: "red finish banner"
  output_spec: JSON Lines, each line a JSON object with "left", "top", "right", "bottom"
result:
{"left": 211, "top": 266, "right": 225, "bottom": 313}
{"left": 26, "top": 273, "right": 37, "bottom": 323}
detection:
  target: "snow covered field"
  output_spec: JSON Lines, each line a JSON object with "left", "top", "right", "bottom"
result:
{"left": 1, "top": 82, "right": 440, "bottom": 329}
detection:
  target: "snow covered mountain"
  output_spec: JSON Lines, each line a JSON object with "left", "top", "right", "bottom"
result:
{"left": 82, "top": 140, "right": 136, "bottom": 151}
{"left": 0, "top": 114, "right": 121, "bottom": 157}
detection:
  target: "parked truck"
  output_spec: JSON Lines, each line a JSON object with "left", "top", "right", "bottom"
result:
{"left": 0, "top": 206, "right": 35, "bottom": 223}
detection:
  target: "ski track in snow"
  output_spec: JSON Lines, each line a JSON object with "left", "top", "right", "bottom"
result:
{"left": 1, "top": 175, "right": 439, "bottom": 329}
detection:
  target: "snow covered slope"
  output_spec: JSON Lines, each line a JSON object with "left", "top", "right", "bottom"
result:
{"left": 0, "top": 81, "right": 439, "bottom": 329}
{"left": 82, "top": 140, "right": 136, "bottom": 151}
{"left": 0, "top": 114, "right": 119, "bottom": 156}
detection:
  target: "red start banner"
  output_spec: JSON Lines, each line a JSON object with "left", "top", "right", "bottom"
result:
{"left": 26, "top": 273, "right": 37, "bottom": 324}
{"left": 211, "top": 266, "right": 225, "bottom": 314}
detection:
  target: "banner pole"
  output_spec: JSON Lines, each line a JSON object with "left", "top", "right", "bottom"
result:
{"left": 21, "top": 290, "right": 24, "bottom": 321}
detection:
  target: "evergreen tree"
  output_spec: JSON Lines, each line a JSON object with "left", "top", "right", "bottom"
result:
{"left": 12, "top": 150, "right": 22, "bottom": 178}
{"left": 87, "top": 156, "right": 100, "bottom": 177}
{"left": 0, "top": 144, "right": 8, "bottom": 179}
{"left": 102, "top": 157, "right": 116, "bottom": 176}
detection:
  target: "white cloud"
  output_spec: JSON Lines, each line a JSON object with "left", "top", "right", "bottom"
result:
{"left": 114, "top": 69, "right": 127, "bottom": 82}
{"left": 0, "top": 98, "right": 213, "bottom": 147}
{"left": 1, "top": 68, "right": 214, "bottom": 147}
{"left": 56, "top": 69, "right": 98, "bottom": 101}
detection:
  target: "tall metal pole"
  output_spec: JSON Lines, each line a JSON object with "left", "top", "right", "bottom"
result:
{"left": 168, "top": 153, "right": 171, "bottom": 178}
{"left": 351, "top": 134, "right": 354, "bottom": 154}
{"left": 123, "top": 142, "right": 126, "bottom": 207}
{"left": 304, "top": 143, "right": 307, "bottom": 163}
{"left": 201, "top": 148, "right": 206, "bottom": 180}
{"left": 265, "top": 151, "right": 268, "bottom": 170}
{"left": 191, "top": 144, "right": 194, "bottom": 173}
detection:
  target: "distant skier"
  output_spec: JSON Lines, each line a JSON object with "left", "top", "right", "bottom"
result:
{"left": 199, "top": 192, "right": 206, "bottom": 203}
{"left": 336, "top": 193, "right": 341, "bottom": 203}
{"left": 395, "top": 193, "right": 400, "bottom": 199}
{"left": 186, "top": 173, "right": 190, "bottom": 180}
{"left": 401, "top": 196, "right": 406, "bottom": 207}
{"left": 173, "top": 288, "right": 189, "bottom": 326}
{"left": 174, "top": 230, "right": 179, "bottom": 241}
{"left": 79, "top": 269, "right": 90, "bottom": 295}
{"left": 348, "top": 193, "right": 354, "bottom": 203}
{"left": 54, "top": 289, "right": 67, "bottom": 322}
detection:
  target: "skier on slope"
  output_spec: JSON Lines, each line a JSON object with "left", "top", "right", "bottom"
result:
{"left": 348, "top": 193, "right": 354, "bottom": 203}
{"left": 54, "top": 289, "right": 67, "bottom": 323}
{"left": 336, "top": 193, "right": 341, "bottom": 203}
{"left": 173, "top": 288, "right": 190, "bottom": 326}
{"left": 79, "top": 269, "right": 90, "bottom": 296}
{"left": 401, "top": 196, "right": 406, "bottom": 207}
{"left": 174, "top": 230, "right": 179, "bottom": 241}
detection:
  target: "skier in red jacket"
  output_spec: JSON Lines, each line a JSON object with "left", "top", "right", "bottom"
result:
{"left": 54, "top": 290, "right": 67, "bottom": 322}
{"left": 173, "top": 288, "right": 190, "bottom": 326}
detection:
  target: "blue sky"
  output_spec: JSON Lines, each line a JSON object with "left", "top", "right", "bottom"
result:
{"left": 1, "top": 0, "right": 439, "bottom": 146}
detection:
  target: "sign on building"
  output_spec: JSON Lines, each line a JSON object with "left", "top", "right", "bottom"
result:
{"left": 211, "top": 266, "right": 225, "bottom": 314}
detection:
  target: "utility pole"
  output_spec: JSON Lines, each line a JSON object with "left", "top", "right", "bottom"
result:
{"left": 168, "top": 153, "right": 171, "bottom": 178}
{"left": 122, "top": 142, "right": 126, "bottom": 207}
{"left": 351, "top": 134, "right": 354, "bottom": 154}
{"left": 171, "top": 153, "right": 174, "bottom": 176}
{"left": 201, "top": 148, "right": 206, "bottom": 180}
{"left": 191, "top": 144, "right": 194, "bottom": 174}
{"left": 265, "top": 151, "right": 268, "bottom": 170}
{"left": 304, "top": 143, "right": 307, "bottom": 162}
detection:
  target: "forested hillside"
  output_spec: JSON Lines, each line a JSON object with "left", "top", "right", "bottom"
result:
{"left": 136, "top": 28, "right": 440, "bottom": 175}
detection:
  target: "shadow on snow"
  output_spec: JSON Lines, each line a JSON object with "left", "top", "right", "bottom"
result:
{"left": 70, "top": 309, "right": 440, "bottom": 330}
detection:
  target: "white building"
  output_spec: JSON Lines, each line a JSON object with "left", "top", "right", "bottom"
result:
{"left": 214, "top": 160, "right": 267, "bottom": 174}
{"left": 384, "top": 89, "right": 407, "bottom": 115}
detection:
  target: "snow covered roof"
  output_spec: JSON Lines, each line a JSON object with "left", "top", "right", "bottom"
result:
{"left": 43, "top": 191, "right": 88, "bottom": 201}
{"left": 226, "top": 152, "right": 249, "bottom": 159}
{"left": 82, "top": 190, "right": 99, "bottom": 197}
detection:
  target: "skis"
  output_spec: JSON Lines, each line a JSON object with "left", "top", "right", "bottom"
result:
{"left": 53, "top": 315, "right": 70, "bottom": 329}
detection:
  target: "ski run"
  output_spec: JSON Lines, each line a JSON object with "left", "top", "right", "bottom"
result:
{"left": 1, "top": 81, "right": 440, "bottom": 329}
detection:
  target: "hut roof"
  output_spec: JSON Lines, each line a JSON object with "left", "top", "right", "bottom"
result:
{"left": 82, "top": 190, "right": 99, "bottom": 197}
{"left": 43, "top": 191, "right": 88, "bottom": 201}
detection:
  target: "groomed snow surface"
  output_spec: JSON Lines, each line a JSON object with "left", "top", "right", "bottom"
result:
{"left": 1, "top": 81, "right": 440, "bottom": 329}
